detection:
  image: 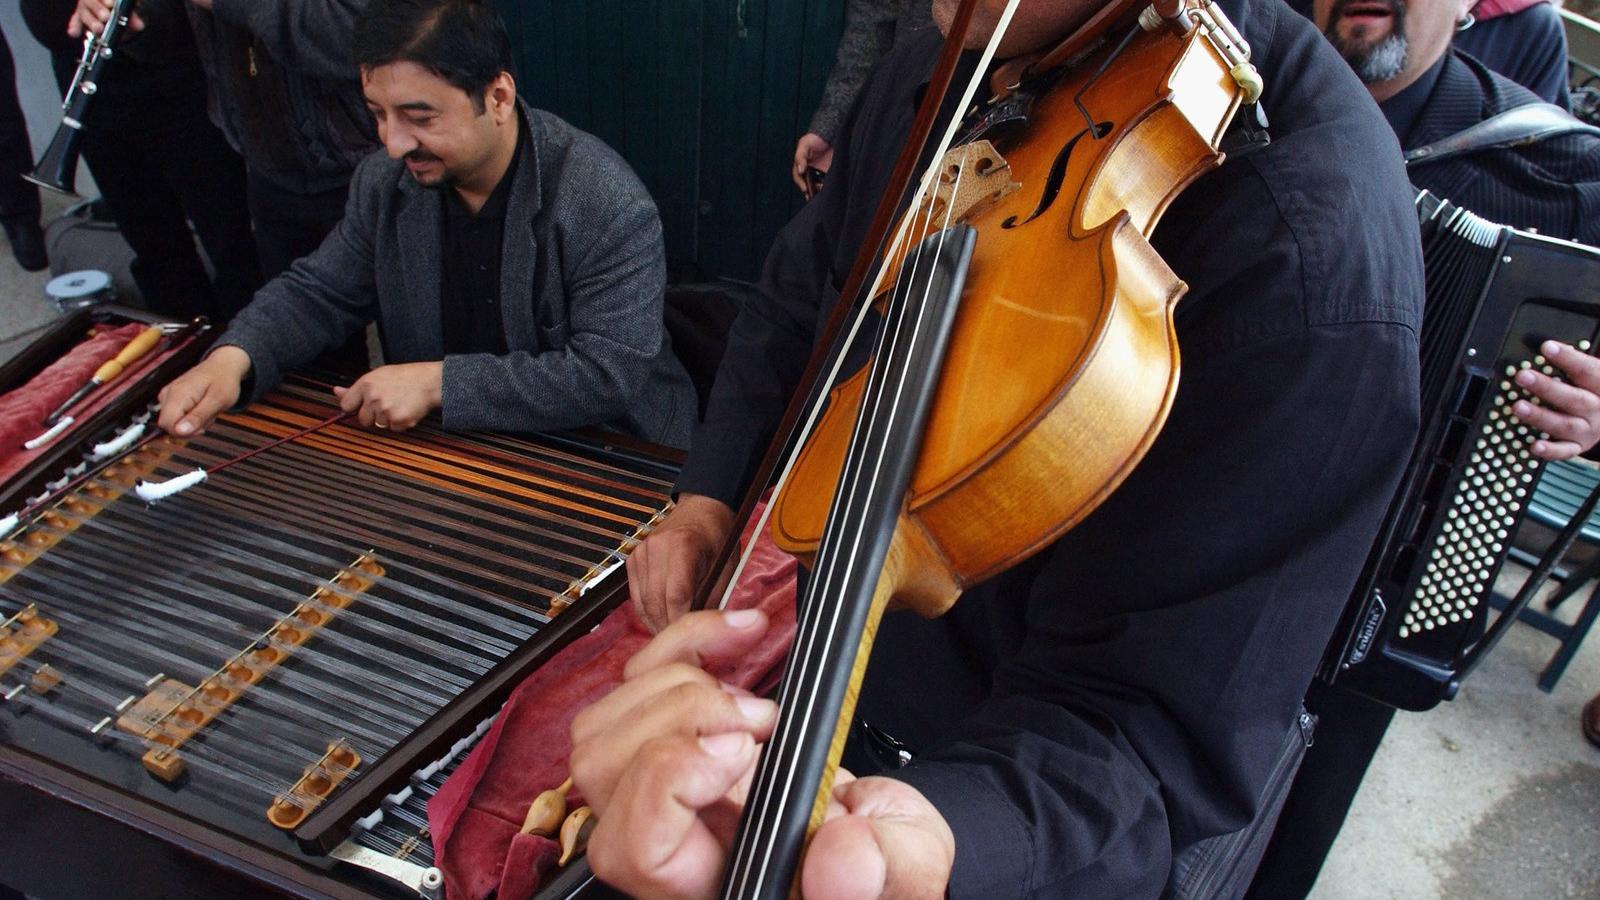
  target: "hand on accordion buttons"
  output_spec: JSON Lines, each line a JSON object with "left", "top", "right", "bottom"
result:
{"left": 568, "top": 608, "right": 955, "bottom": 900}
{"left": 1512, "top": 341, "right": 1600, "bottom": 461}
{"left": 332, "top": 362, "right": 443, "bottom": 433}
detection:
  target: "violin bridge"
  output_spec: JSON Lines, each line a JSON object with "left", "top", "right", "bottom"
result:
{"left": 0, "top": 605, "right": 58, "bottom": 680}
{"left": 115, "top": 552, "right": 385, "bottom": 782}
{"left": 928, "top": 140, "right": 1021, "bottom": 224}
{"left": 0, "top": 439, "right": 176, "bottom": 584}
{"left": 267, "top": 739, "right": 363, "bottom": 830}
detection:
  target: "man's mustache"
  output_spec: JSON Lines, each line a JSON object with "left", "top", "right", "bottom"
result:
{"left": 1327, "top": 0, "right": 1405, "bottom": 20}
{"left": 405, "top": 149, "right": 442, "bottom": 163}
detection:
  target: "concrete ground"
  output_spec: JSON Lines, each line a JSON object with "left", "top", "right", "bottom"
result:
{"left": 1312, "top": 564, "right": 1600, "bottom": 900}
{"left": 3, "top": 0, "right": 95, "bottom": 367}
{"left": 1, "top": 190, "right": 76, "bottom": 369}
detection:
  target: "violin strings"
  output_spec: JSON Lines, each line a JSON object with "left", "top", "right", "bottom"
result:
{"left": 727, "top": 148, "right": 961, "bottom": 882}
{"left": 711, "top": 4, "right": 1028, "bottom": 617}
{"left": 726, "top": 0, "right": 1026, "bottom": 878}
{"left": 736, "top": 162, "right": 973, "bottom": 896}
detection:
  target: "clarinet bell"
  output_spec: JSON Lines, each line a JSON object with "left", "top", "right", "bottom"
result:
{"left": 24, "top": 123, "right": 82, "bottom": 196}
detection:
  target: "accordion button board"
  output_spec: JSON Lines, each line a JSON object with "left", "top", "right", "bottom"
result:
{"left": 1325, "top": 192, "right": 1600, "bottom": 710}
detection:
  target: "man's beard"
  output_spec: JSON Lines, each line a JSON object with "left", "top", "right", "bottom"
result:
{"left": 1325, "top": 0, "right": 1409, "bottom": 84}
{"left": 405, "top": 149, "right": 460, "bottom": 190}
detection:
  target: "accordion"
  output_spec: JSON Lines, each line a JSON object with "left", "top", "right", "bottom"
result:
{"left": 1321, "top": 191, "right": 1600, "bottom": 711}
{"left": 0, "top": 308, "right": 676, "bottom": 898}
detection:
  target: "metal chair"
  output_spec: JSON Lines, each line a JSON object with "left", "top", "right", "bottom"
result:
{"left": 1494, "top": 458, "right": 1600, "bottom": 691}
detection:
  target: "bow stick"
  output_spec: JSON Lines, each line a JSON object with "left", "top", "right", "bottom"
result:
{"left": 134, "top": 411, "right": 352, "bottom": 503}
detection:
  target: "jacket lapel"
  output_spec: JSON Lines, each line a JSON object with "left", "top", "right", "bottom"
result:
{"left": 500, "top": 104, "right": 545, "bottom": 354}
{"left": 1407, "top": 51, "right": 1490, "bottom": 149}
{"left": 394, "top": 177, "right": 445, "bottom": 361}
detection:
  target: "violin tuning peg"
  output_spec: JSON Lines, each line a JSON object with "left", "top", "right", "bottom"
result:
{"left": 519, "top": 776, "right": 572, "bottom": 837}
{"left": 558, "top": 805, "right": 595, "bottom": 866}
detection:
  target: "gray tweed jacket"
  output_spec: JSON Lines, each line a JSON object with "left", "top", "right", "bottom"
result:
{"left": 218, "top": 101, "right": 696, "bottom": 448}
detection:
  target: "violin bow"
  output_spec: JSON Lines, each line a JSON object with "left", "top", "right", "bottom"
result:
{"left": 691, "top": 0, "right": 988, "bottom": 612}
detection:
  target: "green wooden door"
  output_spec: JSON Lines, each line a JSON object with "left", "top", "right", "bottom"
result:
{"left": 499, "top": 0, "right": 846, "bottom": 281}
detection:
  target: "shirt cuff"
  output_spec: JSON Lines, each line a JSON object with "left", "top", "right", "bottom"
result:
{"left": 212, "top": 337, "right": 271, "bottom": 407}
{"left": 888, "top": 760, "right": 1035, "bottom": 898}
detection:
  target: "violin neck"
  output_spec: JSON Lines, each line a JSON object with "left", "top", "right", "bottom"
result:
{"left": 718, "top": 227, "right": 976, "bottom": 899}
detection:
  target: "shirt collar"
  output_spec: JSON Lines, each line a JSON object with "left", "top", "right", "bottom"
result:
{"left": 448, "top": 113, "right": 525, "bottom": 221}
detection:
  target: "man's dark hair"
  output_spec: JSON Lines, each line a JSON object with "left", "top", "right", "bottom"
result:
{"left": 353, "top": 0, "right": 514, "bottom": 112}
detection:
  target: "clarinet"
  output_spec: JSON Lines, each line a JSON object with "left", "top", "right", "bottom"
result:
{"left": 24, "top": 0, "right": 138, "bottom": 195}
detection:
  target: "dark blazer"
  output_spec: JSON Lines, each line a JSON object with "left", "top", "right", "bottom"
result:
{"left": 1407, "top": 49, "right": 1600, "bottom": 244}
{"left": 219, "top": 101, "right": 697, "bottom": 448}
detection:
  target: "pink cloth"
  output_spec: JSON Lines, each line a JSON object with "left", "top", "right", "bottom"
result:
{"left": 0, "top": 323, "right": 151, "bottom": 483}
{"left": 1472, "top": 0, "right": 1546, "bottom": 22}
{"left": 428, "top": 510, "right": 798, "bottom": 900}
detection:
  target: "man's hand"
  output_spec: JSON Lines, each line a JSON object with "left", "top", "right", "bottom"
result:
{"left": 1512, "top": 340, "right": 1600, "bottom": 460}
{"left": 157, "top": 346, "right": 251, "bottom": 437}
{"left": 570, "top": 609, "right": 955, "bottom": 899}
{"left": 67, "top": 0, "right": 143, "bottom": 39}
{"left": 802, "top": 774, "right": 956, "bottom": 900}
{"left": 791, "top": 133, "right": 834, "bottom": 200}
{"left": 628, "top": 494, "right": 736, "bottom": 633}
{"left": 331, "top": 361, "right": 443, "bottom": 432}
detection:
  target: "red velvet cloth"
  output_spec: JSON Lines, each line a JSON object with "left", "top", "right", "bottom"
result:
{"left": 0, "top": 323, "right": 151, "bottom": 484}
{"left": 1473, "top": 0, "right": 1545, "bottom": 22}
{"left": 428, "top": 511, "right": 798, "bottom": 900}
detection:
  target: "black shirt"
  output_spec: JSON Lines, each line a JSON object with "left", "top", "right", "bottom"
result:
{"left": 440, "top": 121, "right": 524, "bottom": 357}
{"left": 678, "top": 0, "right": 1423, "bottom": 893}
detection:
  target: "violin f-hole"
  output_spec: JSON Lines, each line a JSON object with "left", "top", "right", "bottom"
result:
{"left": 1002, "top": 120, "right": 1112, "bottom": 229}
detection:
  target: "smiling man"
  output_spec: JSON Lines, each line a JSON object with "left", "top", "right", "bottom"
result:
{"left": 157, "top": 0, "right": 696, "bottom": 446}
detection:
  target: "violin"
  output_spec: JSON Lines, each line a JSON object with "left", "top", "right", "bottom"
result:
{"left": 713, "top": 1, "right": 1264, "bottom": 896}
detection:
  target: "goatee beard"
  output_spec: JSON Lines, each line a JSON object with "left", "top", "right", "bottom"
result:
{"left": 414, "top": 171, "right": 460, "bottom": 191}
{"left": 406, "top": 152, "right": 459, "bottom": 190}
{"left": 1325, "top": 0, "right": 1409, "bottom": 84}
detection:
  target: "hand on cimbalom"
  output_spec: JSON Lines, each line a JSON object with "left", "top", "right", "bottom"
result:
{"left": 331, "top": 362, "right": 443, "bottom": 433}
{"left": 157, "top": 346, "right": 251, "bottom": 437}
{"left": 1511, "top": 341, "right": 1600, "bottom": 461}
{"left": 791, "top": 133, "right": 834, "bottom": 200}
{"left": 569, "top": 609, "right": 955, "bottom": 900}
{"left": 66, "top": 0, "right": 143, "bottom": 38}
{"left": 627, "top": 494, "right": 737, "bottom": 633}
